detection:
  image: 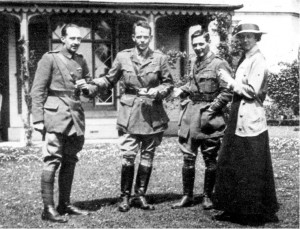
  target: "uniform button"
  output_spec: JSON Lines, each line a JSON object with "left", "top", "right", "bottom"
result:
{"left": 239, "top": 128, "right": 242, "bottom": 131}
{"left": 242, "top": 102, "right": 246, "bottom": 105}
{"left": 240, "top": 114, "right": 243, "bottom": 117}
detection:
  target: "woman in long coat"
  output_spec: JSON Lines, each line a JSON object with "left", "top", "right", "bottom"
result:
{"left": 213, "top": 22, "right": 279, "bottom": 224}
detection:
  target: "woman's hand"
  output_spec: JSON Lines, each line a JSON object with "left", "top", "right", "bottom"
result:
{"left": 171, "top": 88, "right": 183, "bottom": 98}
{"left": 218, "top": 69, "right": 235, "bottom": 89}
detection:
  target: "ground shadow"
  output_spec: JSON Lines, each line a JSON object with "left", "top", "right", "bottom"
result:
{"left": 74, "top": 197, "right": 120, "bottom": 211}
{"left": 74, "top": 192, "right": 205, "bottom": 211}
{"left": 147, "top": 192, "right": 204, "bottom": 205}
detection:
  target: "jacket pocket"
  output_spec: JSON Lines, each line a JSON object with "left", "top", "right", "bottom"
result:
{"left": 199, "top": 70, "right": 218, "bottom": 93}
{"left": 117, "top": 95, "right": 136, "bottom": 128}
{"left": 44, "top": 102, "right": 59, "bottom": 111}
{"left": 151, "top": 100, "right": 169, "bottom": 128}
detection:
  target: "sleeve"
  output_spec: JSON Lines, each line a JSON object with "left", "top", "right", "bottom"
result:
{"left": 210, "top": 60, "right": 233, "bottom": 111}
{"left": 92, "top": 52, "right": 123, "bottom": 91}
{"left": 81, "top": 58, "right": 98, "bottom": 97}
{"left": 31, "top": 53, "right": 53, "bottom": 124}
{"left": 154, "top": 54, "right": 174, "bottom": 100}
{"left": 231, "top": 55, "right": 267, "bottom": 101}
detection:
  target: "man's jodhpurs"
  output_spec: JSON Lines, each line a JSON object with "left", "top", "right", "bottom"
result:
{"left": 118, "top": 132, "right": 163, "bottom": 211}
{"left": 41, "top": 132, "right": 84, "bottom": 208}
{"left": 178, "top": 135, "right": 221, "bottom": 197}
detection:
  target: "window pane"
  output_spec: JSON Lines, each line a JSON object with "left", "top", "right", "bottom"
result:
{"left": 95, "top": 20, "right": 112, "bottom": 41}
{"left": 94, "top": 43, "right": 113, "bottom": 105}
{"left": 51, "top": 17, "right": 92, "bottom": 40}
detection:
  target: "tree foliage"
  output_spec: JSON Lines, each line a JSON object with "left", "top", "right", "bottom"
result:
{"left": 268, "top": 60, "right": 299, "bottom": 115}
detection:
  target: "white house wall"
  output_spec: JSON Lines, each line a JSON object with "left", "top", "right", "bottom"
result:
{"left": 8, "top": 22, "right": 24, "bottom": 134}
{"left": 233, "top": 13, "right": 299, "bottom": 71}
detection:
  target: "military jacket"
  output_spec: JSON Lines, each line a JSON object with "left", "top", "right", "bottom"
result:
{"left": 31, "top": 47, "right": 98, "bottom": 136}
{"left": 178, "top": 53, "right": 232, "bottom": 139}
{"left": 93, "top": 48, "right": 174, "bottom": 135}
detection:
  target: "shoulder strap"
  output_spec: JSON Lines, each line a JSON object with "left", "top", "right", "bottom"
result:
{"left": 130, "top": 58, "right": 146, "bottom": 88}
{"left": 190, "top": 58, "right": 201, "bottom": 93}
{"left": 51, "top": 53, "right": 72, "bottom": 88}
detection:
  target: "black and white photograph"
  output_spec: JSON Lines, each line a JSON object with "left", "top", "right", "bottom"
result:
{"left": 0, "top": 0, "right": 299, "bottom": 228}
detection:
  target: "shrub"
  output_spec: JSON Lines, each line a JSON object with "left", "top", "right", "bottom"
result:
{"left": 268, "top": 60, "right": 299, "bottom": 115}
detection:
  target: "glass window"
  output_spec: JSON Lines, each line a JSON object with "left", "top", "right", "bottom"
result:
{"left": 50, "top": 16, "right": 115, "bottom": 110}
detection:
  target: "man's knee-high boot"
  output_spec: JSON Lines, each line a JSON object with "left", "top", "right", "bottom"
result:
{"left": 134, "top": 164, "right": 155, "bottom": 210}
{"left": 41, "top": 170, "right": 67, "bottom": 223}
{"left": 202, "top": 169, "right": 216, "bottom": 210}
{"left": 57, "top": 163, "right": 90, "bottom": 215}
{"left": 119, "top": 164, "right": 134, "bottom": 212}
{"left": 171, "top": 166, "right": 195, "bottom": 209}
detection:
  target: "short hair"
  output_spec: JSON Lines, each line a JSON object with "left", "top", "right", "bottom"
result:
{"left": 61, "top": 23, "right": 80, "bottom": 37}
{"left": 191, "top": 30, "right": 210, "bottom": 43}
{"left": 254, "top": 33, "right": 262, "bottom": 42}
{"left": 132, "top": 20, "right": 152, "bottom": 35}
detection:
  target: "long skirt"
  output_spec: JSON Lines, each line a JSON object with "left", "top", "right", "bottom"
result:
{"left": 213, "top": 95, "right": 279, "bottom": 216}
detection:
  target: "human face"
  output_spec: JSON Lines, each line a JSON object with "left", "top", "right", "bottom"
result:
{"left": 61, "top": 27, "right": 82, "bottom": 54}
{"left": 238, "top": 33, "right": 257, "bottom": 51}
{"left": 132, "top": 26, "right": 152, "bottom": 52}
{"left": 192, "top": 35, "right": 210, "bottom": 59}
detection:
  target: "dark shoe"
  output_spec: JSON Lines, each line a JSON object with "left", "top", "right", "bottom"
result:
{"left": 171, "top": 195, "right": 193, "bottom": 209}
{"left": 202, "top": 195, "right": 213, "bottom": 210}
{"left": 118, "top": 195, "right": 131, "bottom": 212}
{"left": 133, "top": 196, "right": 155, "bottom": 210}
{"left": 41, "top": 205, "right": 68, "bottom": 223}
{"left": 57, "top": 204, "right": 90, "bottom": 216}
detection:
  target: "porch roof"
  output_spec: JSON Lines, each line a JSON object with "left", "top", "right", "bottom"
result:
{"left": 0, "top": 0, "right": 243, "bottom": 16}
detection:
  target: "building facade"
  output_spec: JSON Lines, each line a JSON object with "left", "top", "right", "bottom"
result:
{"left": 0, "top": 0, "right": 298, "bottom": 141}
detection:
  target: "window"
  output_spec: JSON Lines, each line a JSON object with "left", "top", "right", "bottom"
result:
{"left": 50, "top": 15, "right": 116, "bottom": 110}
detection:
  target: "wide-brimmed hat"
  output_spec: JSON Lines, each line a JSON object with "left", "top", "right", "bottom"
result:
{"left": 233, "top": 22, "right": 266, "bottom": 36}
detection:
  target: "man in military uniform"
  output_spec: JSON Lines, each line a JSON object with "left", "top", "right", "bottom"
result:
{"left": 172, "top": 30, "right": 232, "bottom": 210}
{"left": 31, "top": 24, "right": 98, "bottom": 223}
{"left": 93, "top": 20, "right": 173, "bottom": 212}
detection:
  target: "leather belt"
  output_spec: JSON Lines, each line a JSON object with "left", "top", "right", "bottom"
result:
{"left": 48, "top": 90, "right": 80, "bottom": 100}
{"left": 189, "top": 93, "right": 215, "bottom": 102}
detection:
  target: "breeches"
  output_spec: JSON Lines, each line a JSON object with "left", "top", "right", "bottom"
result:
{"left": 42, "top": 132, "right": 84, "bottom": 171}
{"left": 179, "top": 136, "right": 221, "bottom": 171}
{"left": 119, "top": 132, "right": 164, "bottom": 167}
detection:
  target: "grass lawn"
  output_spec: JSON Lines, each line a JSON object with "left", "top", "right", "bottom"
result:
{"left": 0, "top": 136, "right": 299, "bottom": 228}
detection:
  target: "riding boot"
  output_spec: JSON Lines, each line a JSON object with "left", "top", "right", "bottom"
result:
{"left": 57, "top": 162, "right": 90, "bottom": 215}
{"left": 202, "top": 169, "right": 216, "bottom": 210}
{"left": 118, "top": 164, "right": 134, "bottom": 212}
{"left": 41, "top": 170, "right": 67, "bottom": 223}
{"left": 172, "top": 166, "right": 195, "bottom": 209}
{"left": 133, "top": 164, "right": 155, "bottom": 210}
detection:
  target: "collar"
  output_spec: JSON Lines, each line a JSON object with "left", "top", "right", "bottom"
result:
{"left": 245, "top": 44, "right": 259, "bottom": 58}
{"left": 196, "top": 51, "right": 214, "bottom": 68}
{"left": 131, "top": 48, "right": 153, "bottom": 64}
{"left": 60, "top": 46, "right": 74, "bottom": 59}
{"left": 135, "top": 47, "right": 149, "bottom": 58}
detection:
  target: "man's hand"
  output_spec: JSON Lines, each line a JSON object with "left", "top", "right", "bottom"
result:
{"left": 138, "top": 88, "right": 148, "bottom": 96}
{"left": 34, "top": 122, "right": 45, "bottom": 133}
{"left": 146, "top": 88, "right": 159, "bottom": 99}
{"left": 76, "top": 79, "right": 90, "bottom": 95}
{"left": 172, "top": 88, "right": 183, "bottom": 98}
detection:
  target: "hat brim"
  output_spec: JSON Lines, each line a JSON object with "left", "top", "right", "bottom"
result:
{"left": 234, "top": 30, "right": 266, "bottom": 36}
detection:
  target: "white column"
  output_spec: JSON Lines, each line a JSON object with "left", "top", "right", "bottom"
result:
{"left": 148, "top": 13, "right": 156, "bottom": 50}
